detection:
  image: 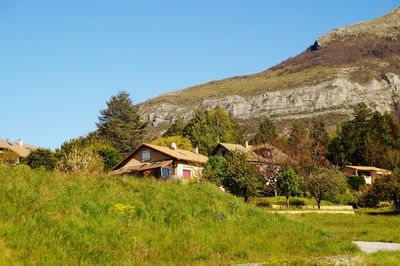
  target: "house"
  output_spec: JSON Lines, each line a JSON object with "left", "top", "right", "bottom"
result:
{"left": 109, "top": 143, "right": 208, "bottom": 180}
{"left": 0, "top": 139, "right": 37, "bottom": 164}
{"left": 342, "top": 165, "right": 392, "bottom": 185}
{"left": 212, "top": 142, "right": 294, "bottom": 167}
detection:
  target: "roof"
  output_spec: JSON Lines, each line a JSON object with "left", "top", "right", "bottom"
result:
{"left": 215, "top": 143, "right": 250, "bottom": 153}
{"left": 247, "top": 143, "right": 295, "bottom": 165}
{"left": 113, "top": 143, "right": 208, "bottom": 170}
{"left": 109, "top": 160, "right": 173, "bottom": 176}
{"left": 345, "top": 165, "right": 392, "bottom": 173}
{"left": 0, "top": 140, "right": 38, "bottom": 157}
{"left": 213, "top": 142, "right": 294, "bottom": 165}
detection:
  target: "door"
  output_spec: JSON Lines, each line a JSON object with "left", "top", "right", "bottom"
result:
{"left": 182, "top": 169, "right": 191, "bottom": 179}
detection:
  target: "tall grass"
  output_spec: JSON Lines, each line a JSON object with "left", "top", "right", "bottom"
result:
{"left": 0, "top": 165, "right": 355, "bottom": 265}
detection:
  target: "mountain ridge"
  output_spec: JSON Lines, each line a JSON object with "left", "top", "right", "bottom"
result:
{"left": 138, "top": 7, "right": 400, "bottom": 134}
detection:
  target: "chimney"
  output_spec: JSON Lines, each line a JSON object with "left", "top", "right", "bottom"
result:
{"left": 17, "top": 139, "right": 23, "bottom": 148}
{"left": 194, "top": 147, "right": 199, "bottom": 154}
{"left": 170, "top": 142, "right": 177, "bottom": 150}
{"left": 245, "top": 141, "right": 249, "bottom": 149}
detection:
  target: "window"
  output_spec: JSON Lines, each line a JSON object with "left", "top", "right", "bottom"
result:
{"left": 162, "top": 167, "right": 170, "bottom": 178}
{"left": 142, "top": 150, "right": 150, "bottom": 161}
{"left": 183, "top": 169, "right": 191, "bottom": 178}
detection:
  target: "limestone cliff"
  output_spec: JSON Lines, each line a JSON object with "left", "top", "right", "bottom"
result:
{"left": 139, "top": 7, "right": 400, "bottom": 133}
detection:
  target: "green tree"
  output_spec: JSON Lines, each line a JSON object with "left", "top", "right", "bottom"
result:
{"left": 183, "top": 107, "right": 243, "bottom": 155}
{"left": 251, "top": 117, "right": 278, "bottom": 144}
{"left": 310, "top": 119, "right": 330, "bottom": 166}
{"left": 151, "top": 136, "right": 193, "bottom": 151}
{"left": 23, "top": 148, "right": 57, "bottom": 170}
{"left": 371, "top": 169, "right": 400, "bottom": 210}
{"left": 163, "top": 118, "right": 185, "bottom": 137}
{"left": 223, "top": 150, "right": 263, "bottom": 202}
{"left": 276, "top": 167, "right": 300, "bottom": 207}
{"left": 202, "top": 155, "right": 228, "bottom": 186}
{"left": 57, "top": 136, "right": 121, "bottom": 172}
{"left": 96, "top": 91, "right": 148, "bottom": 156}
{"left": 304, "top": 167, "right": 347, "bottom": 209}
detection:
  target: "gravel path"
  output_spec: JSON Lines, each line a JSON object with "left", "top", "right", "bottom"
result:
{"left": 353, "top": 241, "right": 400, "bottom": 253}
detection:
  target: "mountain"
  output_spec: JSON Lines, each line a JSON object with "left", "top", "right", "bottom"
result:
{"left": 139, "top": 7, "right": 400, "bottom": 135}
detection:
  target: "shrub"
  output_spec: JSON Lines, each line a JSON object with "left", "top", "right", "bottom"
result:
{"left": 347, "top": 175, "right": 366, "bottom": 191}
{"left": 22, "top": 148, "right": 57, "bottom": 170}
{"left": 55, "top": 148, "right": 104, "bottom": 174}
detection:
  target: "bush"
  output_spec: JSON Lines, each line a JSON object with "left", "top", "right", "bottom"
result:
{"left": 347, "top": 175, "right": 366, "bottom": 190}
{"left": 55, "top": 148, "right": 104, "bottom": 174}
{"left": 22, "top": 148, "right": 57, "bottom": 170}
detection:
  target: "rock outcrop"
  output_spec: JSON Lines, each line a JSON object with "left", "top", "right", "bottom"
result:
{"left": 139, "top": 7, "right": 400, "bottom": 133}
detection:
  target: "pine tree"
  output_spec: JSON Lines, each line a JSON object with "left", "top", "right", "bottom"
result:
{"left": 96, "top": 91, "right": 148, "bottom": 157}
{"left": 252, "top": 117, "right": 278, "bottom": 144}
{"left": 163, "top": 118, "right": 185, "bottom": 137}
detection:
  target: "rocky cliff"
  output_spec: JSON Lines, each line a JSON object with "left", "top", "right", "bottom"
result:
{"left": 139, "top": 7, "right": 400, "bottom": 133}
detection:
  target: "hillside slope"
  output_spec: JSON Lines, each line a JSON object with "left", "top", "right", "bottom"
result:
{"left": 139, "top": 7, "right": 400, "bottom": 133}
{"left": 0, "top": 166, "right": 354, "bottom": 265}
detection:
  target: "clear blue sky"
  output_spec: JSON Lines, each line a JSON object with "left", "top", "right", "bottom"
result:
{"left": 0, "top": 0, "right": 398, "bottom": 149}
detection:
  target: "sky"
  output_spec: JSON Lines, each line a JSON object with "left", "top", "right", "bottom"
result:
{"left": 0, "top": 0, "right": 399, "bottom": 149}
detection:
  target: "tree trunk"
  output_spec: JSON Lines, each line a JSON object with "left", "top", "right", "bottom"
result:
{"left": 286, "top": 196, "right": 289, "bottom": 208}
{"left": 244, "top": 194, "right": 249, "bottom": 203}
{"left": 317, "top": 200, "right": 321, "bottom": 210}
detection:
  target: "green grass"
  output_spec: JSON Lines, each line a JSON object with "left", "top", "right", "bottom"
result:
{"left": 0, "top": 165, "right": 356, "bottom": 265}
{"left": 285, "top": 210, "right": 400, "bottom": 244}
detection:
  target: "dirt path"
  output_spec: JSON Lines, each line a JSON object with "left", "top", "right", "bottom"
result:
{"left": 353, "top": 241, "right": 400, "bottom": 253}
{"left": 266, "top": 210, "right": 355, "bottom": 214}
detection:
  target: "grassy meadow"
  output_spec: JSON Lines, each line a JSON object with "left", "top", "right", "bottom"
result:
{"left": 0, "top": 166, "right": 399, "bottom": 265}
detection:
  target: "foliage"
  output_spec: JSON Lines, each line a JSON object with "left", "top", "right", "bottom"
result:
{"left": 222, "top": 151, "right": 263, "bottom": 202}
{"left": 346, "top": 175, "right": 366, "bottom": 191}
{"left": 55, "top": 148, "right": 104, "bottom": 174}
{"left": 22, "top": 148, "right": 57, "bottom": 170}
{"left": 182, "top": 107, "right": 244, "bottom": 155}
{"left": 371, "top": 169, "right": 400, "bottom": 210}
{"left": 286, "top": 120, "right": 310, "bottom": 165}
{"left": 202, "top": 155, "right": 228, "bottom": 186}
{"left": 251, "top": 117, "right": 277, "bottom": 144}
{"left": 0, "top": 150, "right": 19, "bottom": 165}
{"left": 58, "top": 136, "right": 122, "bottom": 172}
{"left": 0, "top": 166, "right": 357, "bottom": 265}
{"left": 93, "top": 144, "right": 122, "bottom": 171}
{"left": 163, "top": 118, "right": 185, "bottom": 137}
{"left": 304, "top": 167, "right": 347, "bottom": 209}
{"left": 96, "top": 91, "right": 148, "bottom": 157}
{"left": 328, "top": 104, "right": 400, "bottom": 168}
{"left": 309, "top": 119, "right": 330, "bottom": 167}
{"left": 276, "top": 167, "right": 301, "bottom": 207}
{"left": 151, "top": 135, "right": 193, "bottom": 151}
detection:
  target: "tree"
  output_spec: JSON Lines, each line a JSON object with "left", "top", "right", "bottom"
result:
{"left": 287, "top": 120, "right": 310, "bottom": 162}
{"left": 202, "top": 155, "right": 228, "bottom": 186}
{"left": 163, "top": 118, "right": 185, "bottom": 137}
{"left": 55, "top": 148, "right": 104, "bottom": 174}
{"left": 304, "top": 167, "right": 347, "bottom": 209}
{"left": 310, "top": 119, "right": 330, "bottom": 167}
{"left": 183, "top": 107, "right": 243, "bottom": 155}
{"left": 96, "top": 91, "right": 148, "bottom": 156}
{"left": 151, "top": 136, "right": 193, "bottom": 151}
{"left": 23, "top": 148, "right": 57, "bottom": 170}
{"left": 276, "top": 167, "right": 300, "bottom": 207}
{"left": 57, "top": 135, "right": 122, "bottom": 172}
{"left": 252, "top": 117, "right": 278, "bottom": 144}
{"left": 371, "top": 169, "right": 400, "bottom": 210}
{"left": 223, "top": 150, "right": 263, "bottom": 202}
